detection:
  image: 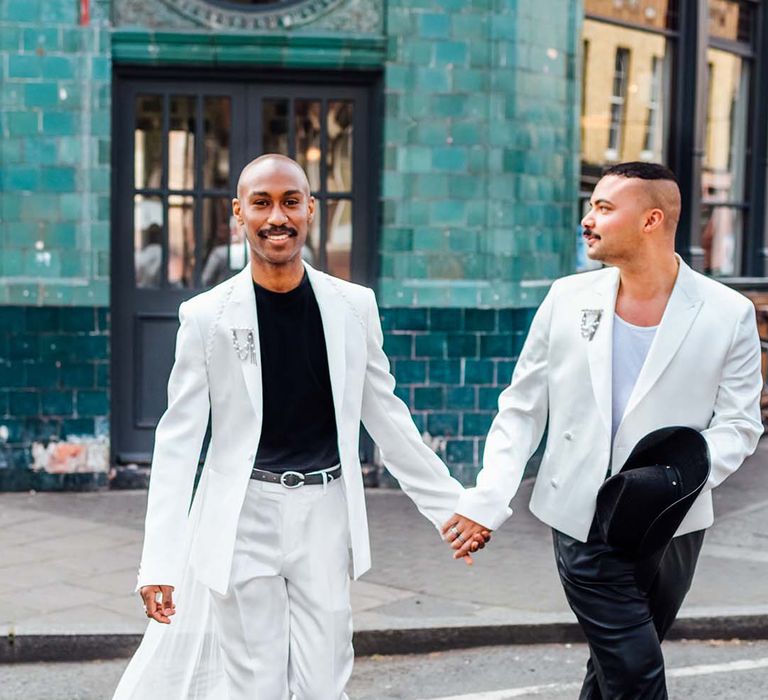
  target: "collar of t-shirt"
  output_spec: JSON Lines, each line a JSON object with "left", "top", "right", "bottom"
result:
{"left": 611, "top": 313, "right": 658, "bottom": 440}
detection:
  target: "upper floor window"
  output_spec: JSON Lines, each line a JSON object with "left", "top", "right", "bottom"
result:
{"left": 581, "top": 2, "right": 676, "bottom": 191}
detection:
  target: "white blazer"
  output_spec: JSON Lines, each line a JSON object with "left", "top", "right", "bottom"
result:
{"left": 456, "top": 258, "right": 764, "bottom": 540}
{"left": 137, "top": 263, "right": 463, "bottom": 594}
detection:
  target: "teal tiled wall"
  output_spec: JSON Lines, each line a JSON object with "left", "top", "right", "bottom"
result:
{"left": 381, "top": 0, "right": 581, "bottom": 307}
{"left": 379, "top": 305, "right": 542, "bottom": 484}
{"left": 0, "top": 0, "right": 111, "bottom": 306}
{"left": 0, "top": 306, "right": 110, "bottom": 491}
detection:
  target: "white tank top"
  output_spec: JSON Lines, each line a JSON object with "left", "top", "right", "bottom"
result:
{"left": 611, "top": 313, "right": 657, "bottom": 439}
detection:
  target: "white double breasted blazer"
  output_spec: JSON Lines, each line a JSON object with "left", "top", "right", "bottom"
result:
{"left": 456, "top": 259, "right": 764, "bottom": 540}
{"left": 137, "top": 263, "right": 463, "bottom": 595}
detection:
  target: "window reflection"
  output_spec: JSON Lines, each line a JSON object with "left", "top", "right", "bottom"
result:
{"left": 169, "top": 96, "right": 195, "bottom": 191}
{"left": 585, "top": 0, "right": 678, "bottom": 30}
{"left": 709, "top": 0, "right": 753, "bottom": 43}
{"left": 263, "top": 99, "right": 289, "bottom": 156}
{"left": 701, "top": 48, "right": 749, "bottom": 277}
{"left": 703, "top": 49, "right": 748, "bottom": 203}
{"left": 203, "top": 97, "right": 231, "bottom": 190}
{"left": 327, "top": 199, "right": 352, "bottom": 280}
{"left": 702, "top": 206, "right": 742, "bottom": 276}
{"left": 304, "top": 200, "right": 321, "bottom": 268}
{"left": 134, "top": 96, "right": 163, "bottom": 190}
{"left": 606, "top": 47, "right": 629, "bottom": 161}
{"left": 296, "top": 100, "right": 321, "bottom": 192}
{"left": 134, "top": 195, "right": 164, "bottom": 288}
{"left": 327, "top": 101, "right": 353, "bottom": 193}
{"left": 201, "top": 198, "right": 246, "bottom": 287}
{"left": 581, "top": 19, "right": 670, "bottom": 169}
{"left": 168, "top": 194, "right": 195, "bottom": 288}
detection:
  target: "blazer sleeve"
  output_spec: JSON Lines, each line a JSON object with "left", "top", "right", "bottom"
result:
{"left": 454, "top": 286, "right": 555, "bottom": 530}
{"left": 701, "top": 300, "right": 763, "bottom": 492}
{"left": 136, "top": 301, "right": 211, "bottom": 590}
{"left": 360, "top": 289, "right": 463, "bottom": 531}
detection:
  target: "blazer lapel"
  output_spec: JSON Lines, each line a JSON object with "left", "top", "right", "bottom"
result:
{"left": 225, "top": 266, "right": 263, "bottom": 419}
{"left": 585, "top": 267, "right": 620, "bottom": 435}
{"left": 622, "top": 259, "right": 702, "bottom": 419}
{"left": 305, "top": 263, "right": 346, "bottom": 434}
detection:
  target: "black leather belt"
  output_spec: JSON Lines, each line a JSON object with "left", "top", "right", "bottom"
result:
{"left": 250, "top": 464, "right": 342, "bottom": 489}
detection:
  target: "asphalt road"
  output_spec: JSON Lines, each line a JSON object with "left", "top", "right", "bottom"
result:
{"left": 2, "top": 639, "right": 767, "bottom": 699}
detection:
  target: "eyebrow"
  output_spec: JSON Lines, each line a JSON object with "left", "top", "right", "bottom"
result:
{"left": 247, "top": 190, "right": 304, "bottom": 198}
{"left": 591, "top": 198, "right": 614, "bottom": 207}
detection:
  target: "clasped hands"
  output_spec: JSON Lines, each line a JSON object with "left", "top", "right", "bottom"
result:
{"left": 441, "top": 514, "right": 492, "bottom": 565}
{"left": 140, "top": 516, "right": 492, "bottom": 623}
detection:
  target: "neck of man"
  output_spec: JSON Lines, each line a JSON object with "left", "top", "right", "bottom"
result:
{"left": 250, "top": 257, "right": 305, "bottom": 293}
{"left": 614, "top": 248, "right": 679, "bottom": 326}
{"left": 617, "top": 248, "right": 678, "bottom": 299}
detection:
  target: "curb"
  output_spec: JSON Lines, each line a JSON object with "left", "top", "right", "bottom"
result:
{"left": 3, "top": 614, "right": 768, "bottom": 664}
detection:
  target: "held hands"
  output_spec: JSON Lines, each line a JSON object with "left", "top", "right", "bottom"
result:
{"left": 139, "top": 585, "right": 176, "bottom": 624}
{"left": 441, "top": 514, "right": 492, "bottom": 565}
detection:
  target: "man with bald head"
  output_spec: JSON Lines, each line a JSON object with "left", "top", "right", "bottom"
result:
{"left": 443, "top": 162, "right": 762, "bottom": 698}
{"left": 114, "top": 154, "right": 486, "bottom": 700}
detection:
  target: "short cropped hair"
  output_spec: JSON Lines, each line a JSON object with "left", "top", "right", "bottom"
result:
{"left": 602, "top": 161, "right": 679, "bottom": 186}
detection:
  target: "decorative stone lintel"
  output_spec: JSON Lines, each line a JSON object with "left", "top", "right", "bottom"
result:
{"left": 161, "top": 0, "right": 343, "bottom": 30}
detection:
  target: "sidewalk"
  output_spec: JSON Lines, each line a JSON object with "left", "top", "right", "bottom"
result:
{"left": 1, "top": 440, "right": 767, "bottom": 662}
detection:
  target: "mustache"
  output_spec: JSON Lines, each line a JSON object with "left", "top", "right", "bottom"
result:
{"left": 257, "top": 226, "right": 298, "bottom": 239}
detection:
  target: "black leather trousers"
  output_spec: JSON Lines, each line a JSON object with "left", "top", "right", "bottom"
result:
{"left": 553, "top": 520, "right": 705, "bottom": 700}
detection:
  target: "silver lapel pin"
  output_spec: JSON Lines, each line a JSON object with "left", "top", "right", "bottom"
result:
{"left": 579, "top": 309, "right": 603, "bottom": 341}
{"left": 231, "top": 328, "right": 257, "bottom": 364}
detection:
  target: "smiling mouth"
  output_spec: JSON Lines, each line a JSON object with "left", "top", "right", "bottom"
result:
{"left": 258, "top": 228, "right": 297, "bottom": 241}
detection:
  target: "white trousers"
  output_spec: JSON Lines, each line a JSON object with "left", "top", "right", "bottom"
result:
{"left": 210, "top": 476, "right": 353, "bottom": 700}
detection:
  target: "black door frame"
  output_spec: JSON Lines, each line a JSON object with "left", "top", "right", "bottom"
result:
{"left": 110, "top": 65, "right": 382, "bottom": 465}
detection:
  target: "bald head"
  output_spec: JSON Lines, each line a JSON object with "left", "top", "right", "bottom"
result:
{"left": 236, "top": 154, "right": 311, "bottom": 199}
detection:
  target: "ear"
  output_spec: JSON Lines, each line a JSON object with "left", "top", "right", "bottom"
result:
{"left": 644, "top": 208, "right": 665, "bottom": 233}
{"left": 232, "top": 198, "right": 243, "bottom": 224}
{"left": 307, "top": 195, "right": 316, "bottom": 223}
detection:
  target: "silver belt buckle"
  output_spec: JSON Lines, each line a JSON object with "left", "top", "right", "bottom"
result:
{"left": 280, "top": 471, "right": 305, "bottom": 489}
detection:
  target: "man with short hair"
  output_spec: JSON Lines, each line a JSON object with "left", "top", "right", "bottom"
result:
{"left": 444, "top": 162, "right": 763, "bottom": 698}
{"left": 113, "top": 154, "right": 486, "bottom": 700}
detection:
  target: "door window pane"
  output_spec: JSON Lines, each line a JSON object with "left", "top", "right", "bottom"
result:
{"left": 169, "top": 96, "right": 195, "bottom": 190}
{"left": 703, "top": 49, "right": 749, "bottom": 203}
{"left": 327, "top": 101, "right": 353, "bottom": 193}
{"left": 585, "top": 0, "right": 679, "bottom": 31}
{"left": 326, "top": 199, "right": 352, "bottom": 281}
{"left": 607, "top": 47, "right": 630, "bottom": 160}
{"left": 263, "top": 99, "right": 289, "bottom": 156}
{"left": 201, "top": 197, "right": 245, "bottom": 288}
{"left": 203, "top": 96, "right": 231, "bottom": 189}
{"left": 134, "top": 195, "right": 164, "bottom": 288}
{"left": 168, "top": 194, "right": 195, "bottom": 288}
{"left": 709, "top": 0, "right": 754, "bottom": 43}
{"left": 582, "top": 19, "right": 671, "bottom": 169}
{"left": 304, "top": 199, "right": 321, "bottom": 268}
{"left": 296, "top": 100, "right": 321, "bottom": 192}
{"left": 701, "top": 205, "right": 743, "bottom": 276}
{"left": 134, "top": 96, "right": 163, "bottom": 189}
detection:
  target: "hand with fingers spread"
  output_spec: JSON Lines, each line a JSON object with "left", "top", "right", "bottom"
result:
{"left": 441, "top": 514, "right": 492, "bottom": 565}
{"left": 139, "top": 585, "right": 176, "bottom": 624}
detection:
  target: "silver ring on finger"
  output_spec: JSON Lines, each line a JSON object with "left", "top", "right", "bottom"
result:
{"left": 449, "top": 525, "right": 460, "bottom": 537}
{"left": 457, "top": 532, "right": 466, "bottom": 543}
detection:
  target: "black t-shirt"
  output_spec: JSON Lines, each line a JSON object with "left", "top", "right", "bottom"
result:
{"left": 252, "top": 273, "right": 340, "bottom": 473}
